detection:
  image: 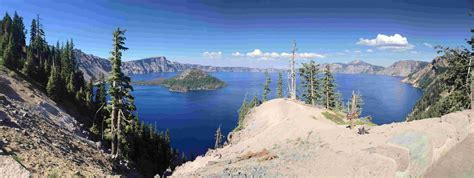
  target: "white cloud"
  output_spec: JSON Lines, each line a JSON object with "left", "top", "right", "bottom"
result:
{"left": 410, "top": 51, "right": 418, "bottom": 54}
{"left": 202, "top": 51, "right": 222, "bottom": 59}
{"left": 232, "top": 52, "right": 242, "bottom": 56}
{"left": 242, "top": 49, "right": 325, "bottom": 60}
{"left": 344, "top": 49, "right": 351, "bottom": 53}
{"left": 357, "top": 34, "right": 414, "bottom": 51}
{"left": 354, "top": 50, "right": 362, "bottom": 53}
{"left": 423, "top": 42, "right": 433, "bottom": 48}
{"left": 366, "top": 49, "right": 373, "bottom": 53}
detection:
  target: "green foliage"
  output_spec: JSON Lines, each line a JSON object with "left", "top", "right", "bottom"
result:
{"left": 321, "top": 65, "right": 337, "bottom": 109}
{"left": 321, "top": 111, "right": 345, "bottom": 124}
{"left": 277, "top": 72, "right": 283, "bottom": 98}
{"left": 408, "top": 47, "right": 471, "bottom": 121}
{"left": 160, "top": 69, "right": 226, "bottom": 92}
{"left": 46, "top": 67, "right": 60, "bottom": 100}
{"left": 262, "top": 72, "right": 271, "bottom": 102}
{"left": 299, "top": 60, "right": 320, "bottom": 105}
{"left": 235, "top": 96, "right": 250, "bottom": 131}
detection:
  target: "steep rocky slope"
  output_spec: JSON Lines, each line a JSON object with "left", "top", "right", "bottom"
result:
{"left": 401, "top": 57, "right": 449, "bottom": 88}
{"left": 322, "top": 60, "right": 427, "bottom": 77}
{"left": 0, "top": 68, "right": 114, "bottom": 176}
{"left": 378, "top": 60, "right": 429, "bottom": 77}
{"left": 173, "top": 99, "right": 474, "bottom": 177}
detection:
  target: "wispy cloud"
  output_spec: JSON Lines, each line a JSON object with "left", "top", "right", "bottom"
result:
{"left": 233, "top": 49, "right": 325, "bottom": 60}
{"left": 357, "top": 34, "right": 414, "bottom": 51}
{"left": 423, "top": 42, "right": 433, "bottom": 48}
{"left": 202, "top": 51, "right": 222, "bottom": 59}
{"left": 366, "top": 49, "right": 373, "bottom": 53}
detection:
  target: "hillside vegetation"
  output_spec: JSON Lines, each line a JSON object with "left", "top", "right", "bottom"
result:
{"left": 160, "top": 69, "right": 226, "bottom": 92}
{"left": 406, "top": 47, "right": 471, "bottom": 121}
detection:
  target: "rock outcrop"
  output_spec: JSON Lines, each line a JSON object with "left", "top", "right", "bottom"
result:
{"left": 0, "top": 68, "right": 113, "bottom": 176}
{"left": 322, "top": 60, "right": 428, "bottom": 77}
{"left": 173, "top": 99, "right": 474, "bottom": 177}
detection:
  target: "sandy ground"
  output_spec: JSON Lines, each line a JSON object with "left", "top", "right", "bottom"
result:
{"left": 173, "top": 99, "right": 474, "bottom": 177}
{"left": 425, "top": 135, "right": 474, "bottom": 178}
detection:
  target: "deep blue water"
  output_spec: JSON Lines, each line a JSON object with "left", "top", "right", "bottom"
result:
{"left": 130, "top": 72, "right": 422, "bottom": 157}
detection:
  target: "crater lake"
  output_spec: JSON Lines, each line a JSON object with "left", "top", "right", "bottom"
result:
{"left": 130, "top": 72, "right": 423, "bottom": 157}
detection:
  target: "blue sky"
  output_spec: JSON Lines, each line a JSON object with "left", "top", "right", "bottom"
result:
{"left": 0, "top": 0, "right": 471, "bottom": 68}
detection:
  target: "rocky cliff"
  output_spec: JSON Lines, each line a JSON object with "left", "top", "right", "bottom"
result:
{"left": 377, "top": 60, "right": 429, "bottom": 77}
{"left": 0, "top": 67, "right": 114, "bottom": 176}
{"left": 73, "top": 50, "right": 281, "bottom": 80}
{"left": 322, "top": 60, "right": 428, "bottom": 77}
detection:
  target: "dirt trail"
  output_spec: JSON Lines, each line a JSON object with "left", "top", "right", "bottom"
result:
{"left": 173, "top": 99, "right": 474, "bottom": 177}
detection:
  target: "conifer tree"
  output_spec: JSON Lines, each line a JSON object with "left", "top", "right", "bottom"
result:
{"left": 262, "top": 72, "right": 271, "bottom": 102}
{"left": 236, "top": 95, "right": 250, "bottom": 131}
{"left": 321, "top": 65, "right": 337, "bottom": 109}
{"left": 251, "top": 93, "right": 260, "bottom": 107}
{"left": 277, "top": 71, "right": 283, "bottom": 98}
{"left": 107, "top": 28, "right": 136, "bottom": 159}
{"left": 46, "top": 66, "right": 60, "bottom": 100}
{"left": 299, "top": 60, "right": 320, "bottom": 105}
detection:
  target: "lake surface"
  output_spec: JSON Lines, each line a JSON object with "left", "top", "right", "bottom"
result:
{"left": 130, "top": 72, "right": 423, "bottom": 157}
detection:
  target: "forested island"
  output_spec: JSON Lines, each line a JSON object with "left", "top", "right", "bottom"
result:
{"left": 133, "top": 69, "right": 227, "bottom": 92}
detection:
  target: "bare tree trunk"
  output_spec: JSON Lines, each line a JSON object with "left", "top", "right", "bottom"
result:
{"left": 310, "top": 69, "right": 315, "bottom": 105}
{"left": 115, "top": 109, "right": 122, "bottom": 158}
{"left": 289, "top": 42, "right": 297, "bottom": 100}
{"left": 349, "top": 91, "right": 357, "bottom": 130}
{"left": 326, "top": 85, "right": 329, "bottom": 109}
{"left": 111, "top": 81, "right": 117, "bottom": 156}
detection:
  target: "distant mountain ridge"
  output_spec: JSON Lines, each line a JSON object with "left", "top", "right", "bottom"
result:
{"left": 322, "top": 60, "right": 429, "bottom": 77}
{"left": 74, "top": 50, "right": 428, "bottom": 81}
{"left": 73, "top": 50, "right": 282, "bottom": 80}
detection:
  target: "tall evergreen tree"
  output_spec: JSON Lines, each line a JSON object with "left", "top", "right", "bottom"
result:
{"left": 262, "top": 72, "right": 271, "bottom": 102}
{"left": 46, "top": 66, "right": 60, "bottom": 100}
{"left": 277, "top": 71, "right": 283, "bottom": 98}
{"left": 236, "top": 95, "right": 250, "bottom": 131}
{"left": 107, "top": 28, "right": 135, "bottom": 159}
{"left": 299, "top": 60, "right": 320, "bottom": 105}
{"left": 321, "top": 65, "right": 337, "bottom": 109}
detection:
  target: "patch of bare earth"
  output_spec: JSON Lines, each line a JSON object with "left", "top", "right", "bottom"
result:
{"left": 173, "top": 99, "right": 474, "bottom": 177}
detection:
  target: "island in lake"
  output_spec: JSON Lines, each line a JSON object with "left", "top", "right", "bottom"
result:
{"left": 133, "top": 69, "right": 227, "bottom": 92}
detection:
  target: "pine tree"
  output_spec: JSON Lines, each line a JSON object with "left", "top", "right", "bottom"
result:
{"left": 262, "top": 72, "right": 271, "bottom": 102}
{"left": 251, "top": 93, "right": 260, "bottom": 107}
{"left": 46, "top": 66, "right": 60, "bottom": 100}
{"left": 214, "top": 125, "right": 223, "bottom": 149}
{"left": 321, "top": 65, "right": 337, "bottom": 109}
{"left": 299, "top": 60, "right": 320, "bottom": 105}
{"left": 277, "top": 72, "right": 283, "bottom": 98}
{"left": 107, "top": 28, "right": 135, "bottom": 159}
{"left": 11, "top": 12, "right": 26, "bottom": 69}
{"left": 236, "top": 95, "right": 250, "bottom": 131}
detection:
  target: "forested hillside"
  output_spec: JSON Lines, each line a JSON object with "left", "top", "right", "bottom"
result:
{"left": 0, "top": 12, "right": 185, "bottom": 177}
{"left": 407, "top": 47, "right": 472, "bottom": 121}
